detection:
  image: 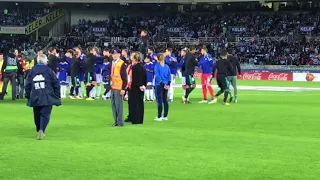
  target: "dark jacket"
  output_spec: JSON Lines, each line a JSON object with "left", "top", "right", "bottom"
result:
{"left": 227, "top": 55, "right": 241, "bottom": 76}
{"left": 25, "top": 64, "right": 61, "bottom": 107}
{"left": 138, "top": 36, "right": 148, "bottom": 55}
{"left": 48, "top": 54, "right": 58, "bottom": 73}
{"left": 70, "top": 57, "right": 81, "bottom": 77}
{"left": 131, "top": 62, "right": 147, "bottom": 91}
{"left": 1, "top": 53, "right": 22, "bottom": 74}
{"left": 83, "top": 54, "right": 104, "bottom": 73}
{"left": 182, "top": 53, "right": 198, "bottom": 76}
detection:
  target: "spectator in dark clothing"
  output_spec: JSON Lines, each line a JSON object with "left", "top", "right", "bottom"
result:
{"left": 48, "top": 47, "right": 58, "bottom": 73}
{"left": 138, "top": 30, "right": 148, "bottom": 59}
{"left": 25, "top": 54, "right": 61, "bottom": 140}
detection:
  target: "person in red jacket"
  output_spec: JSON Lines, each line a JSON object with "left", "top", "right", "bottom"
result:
{"left": 15, "top": 49, "right": 27, "bottom": 99}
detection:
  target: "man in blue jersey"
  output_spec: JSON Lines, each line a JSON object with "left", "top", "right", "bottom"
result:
{"left": 144, "top": 55, "right": 155, "bottom": 101}
{"left": 148, "top": 47, "right": 158, "bottom": 63}
{"left": 91, "top": 47, "right": 104, "bottom": 99}
{"left": 198, "top": 48, "right": 216, "bottom": 104}
{"left": 74, "top": 47, "right": 86, "bottom": 98}
{"left": 164, "top": 48, "right": 178, "bottom": 102}
{"left": 101, "top": 49, "right": 111, "bottom": 100}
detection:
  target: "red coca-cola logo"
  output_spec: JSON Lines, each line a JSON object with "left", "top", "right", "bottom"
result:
{"left": 268, "top": 73, "right": 288, "bottom": 81}
{"left": 238, "top": 72, "right": 293, "bottom": 81}
{"left": 242, "top": 72, "right": 262, "bottom": 80}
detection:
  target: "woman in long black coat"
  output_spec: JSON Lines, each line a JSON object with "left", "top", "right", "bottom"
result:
{"left": 129, "top": 52, "right": 147, "bottom": 124}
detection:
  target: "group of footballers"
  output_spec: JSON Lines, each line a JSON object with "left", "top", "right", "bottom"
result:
{"left": 53, "top": 45, "right": 240, "bottom": 105}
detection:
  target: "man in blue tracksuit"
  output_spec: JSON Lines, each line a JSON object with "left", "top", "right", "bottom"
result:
{"left": 25, "top": 54, "right": 61, "bottom": 140}
{"left": 165, "top": 48, "right": 178, "bottom": 102}
{"left": 0, "top": 49, "right": 22, "bottom": 100}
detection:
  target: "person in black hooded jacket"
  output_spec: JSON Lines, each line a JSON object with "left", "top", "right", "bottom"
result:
{"left": 25, "top": 54, "right": 61, "bottom": 140}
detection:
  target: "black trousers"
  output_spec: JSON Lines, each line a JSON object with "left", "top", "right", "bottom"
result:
{"left": 128, "top": 88, "right": 145, "bottom": 124}
{"left": 0, "top": 72, "right": 17, "bottom": 100}
{"left": 33, "top": 106, "right": 53, "bottom": 132}
{"left": 16, "top": 74, "right": 24, "bottom": 99}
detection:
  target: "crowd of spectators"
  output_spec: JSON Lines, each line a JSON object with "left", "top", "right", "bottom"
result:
{"left": 0, "top": 7, "right": 52, "bottom": 26}
{"left": 1, "top": 2, "right": 320, "bottom": 66}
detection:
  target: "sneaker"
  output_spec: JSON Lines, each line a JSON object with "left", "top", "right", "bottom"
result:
{"left": 154, "top": 117, "right": 162, "bottom": 121}
{"left": 76, "top": 96, "right": 83, "bottom": 99}
{"left": 37, "top": 130, "right": 44, "bottom": 140}
{"left": 199, "top": 100, "right": 208, "bottom": 104}
{"left": 229, "top": 96, "right": 233, "bottom": 103}
{"left": 234, "top": 98, "right": 238, "bottom": 103}
{"left": 162, "top": 117, "right": 168, "bottom": 121}
{"left": 102, "top": 96, "right": 107, "bottom": 100}
{"left": 208, "top": 98, "right": 217, "bottom": 104}
{"left": 96, "top": 96, "right": 100, "bottom": 99}
{"left": 182, "top": 96, "right": 186, "bottom": 103}
{"left": 70, "top": 96, "right": 76, "bottom": 99}
{"left": 223, "top": 102, "right": 230, "bottom": 106}
{"left": 168, "top": 99, "right": 173, "bottom": 103}
{"left": 86, "top": 97, "right": 95, "bottom": 101}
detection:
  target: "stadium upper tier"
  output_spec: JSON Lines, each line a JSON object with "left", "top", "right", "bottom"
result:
{"left": 0, "top": 8, "right": 53, "bottom": 26}
{"left": 0, "top": 0, "right": 258, "bottom": 3}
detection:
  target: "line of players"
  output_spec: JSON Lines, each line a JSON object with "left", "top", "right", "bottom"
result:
{"left": 56, "top": 46, "right": 240, "bottom": 104}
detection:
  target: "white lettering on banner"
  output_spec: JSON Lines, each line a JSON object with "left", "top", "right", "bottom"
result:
{"left": 167, "top": 28, "right": 183, "bottom": 33}
{"left": 0, "top": 26, "right": 25, "bottom": 34}
{"left": 231, "top": 27, "right": 246, "bottom": 32}
{"left": 268, "top": 73, "right": 288, "bottom": 81}
{"left": 300, "top": 26, "right": 314, "bottom": 32}
{"left": 242, "top": 72, "right": 262, "bottom": 80}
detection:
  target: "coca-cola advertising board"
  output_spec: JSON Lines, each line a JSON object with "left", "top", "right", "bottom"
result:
{"left": 293, "top": 73, "right": 320, "bottom": 82}
{"left": 237, "top": 72, "right": 293, "bottom": 81}
{"left": 194, "top": 71, "right": 293, "bottom": 81}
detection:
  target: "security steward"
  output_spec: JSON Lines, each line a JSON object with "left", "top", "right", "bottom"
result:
{"left": 110, "top": 48, "right": 127, "bottom": 127}
{"left": 0, "top": 49, "right": 22, "bottom": 100}
{"left": 25, "top": 54, "right": 61, "bottom": 140}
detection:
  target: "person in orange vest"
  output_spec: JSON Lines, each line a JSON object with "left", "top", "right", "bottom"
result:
{"left": 110, "top": 48, "right": 127, "bottom": 127}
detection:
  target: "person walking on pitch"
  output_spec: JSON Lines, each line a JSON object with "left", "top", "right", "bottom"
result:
{"left": 227, "top": 51, "right": 241, "bottom": 103}
{"left": 25, "top": 54, "right": 61, "bottom": 140}
{"left": 198, "top": 48, "right": 215, "bottom": 104}
{"left": 211, "top": 51, "right": 234, "bottom": 105}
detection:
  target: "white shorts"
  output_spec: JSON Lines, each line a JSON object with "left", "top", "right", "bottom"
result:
{"left": 66, "top": 76, "right": 71, "bottom": 84}
{"left": 171, "top": 74, "right": 175, "bottom": 85}
{"left": 181, "top": 76, "right": 186, "bottom": 85}
{"left": 96, "top": 74, "right": 102, "bottom": 83}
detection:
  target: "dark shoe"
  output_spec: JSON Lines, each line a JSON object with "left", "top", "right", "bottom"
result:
{"left": 124, "top": 118, "right": 131, "bottom": 122}
{"left": 229, "top": 96, "right": 233, "bottom": 103}
{"left": 111, "top": 124, "right": 118, "bottom": 127}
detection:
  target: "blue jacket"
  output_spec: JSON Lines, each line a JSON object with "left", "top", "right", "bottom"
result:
{"left": 165, "top": 54, "right": 178, "bottom": 75}
{"left": 25, "top": 64, "right": 61, "bottom": 107}
{"left": 198, "top": 53, "right": 214, "bottom": 74}
{"left": 154, "top": 63, "right": 171, "bottom": 86}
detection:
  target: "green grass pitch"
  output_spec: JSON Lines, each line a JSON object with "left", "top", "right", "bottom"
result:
{"left": 0, "top": 80, "right": 319, "bottom": 180}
